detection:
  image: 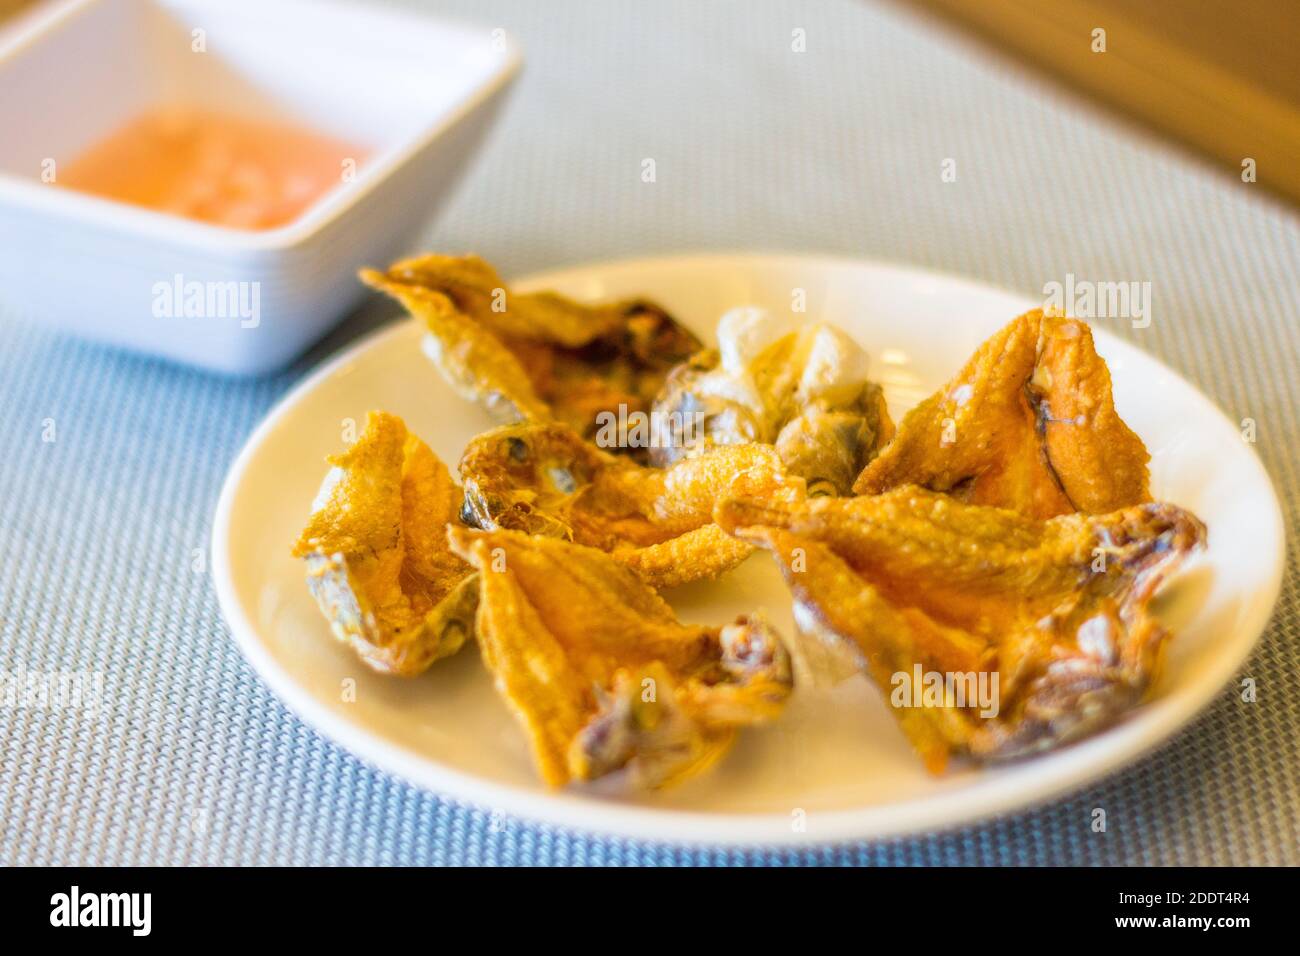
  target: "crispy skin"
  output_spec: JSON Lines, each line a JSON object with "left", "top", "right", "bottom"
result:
{"left": 716, "top": 486, "right": 1205, "bottom": 771}
{"left": 360, "top": 254, "right": 701, "bottom": 452}
{"left": 457, "top": 420, "right": 803, "bottom": 588}
{"left": 853, "top": 310, "right": 1150, "bottom": 517}
{"left": 651, "top": 311, "right": 894, "bottom": 495}
{"left": 448, "top": 527, "right": 792, "bottom": 788}
{"left": 292, "top": 412, "right": 476, "bottom": 675}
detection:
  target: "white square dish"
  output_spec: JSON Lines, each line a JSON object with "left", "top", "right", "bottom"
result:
{"left": 0, "top": 0, "right": 521, "bottom": 374}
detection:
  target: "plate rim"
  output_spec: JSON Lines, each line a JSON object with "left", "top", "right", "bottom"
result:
{"left": 211, "top": 251, "right": 1286, "bottom": 846}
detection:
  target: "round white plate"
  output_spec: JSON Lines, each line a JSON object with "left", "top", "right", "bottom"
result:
{"left": 212, "top": 254, "right": 1285, "bottom": 845}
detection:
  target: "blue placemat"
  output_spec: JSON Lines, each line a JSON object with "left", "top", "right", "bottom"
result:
{"left": 2, "top": 0, "right": 1296, "bottom": 865}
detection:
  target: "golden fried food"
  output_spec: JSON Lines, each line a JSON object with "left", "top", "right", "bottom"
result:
{"left": 448, "top": 526, "right": 793, "bottom": 788}
{"left": 457, "top": 420, "right": 804, "bottom": 588}
{"left": 853, "top": 310, "right": 1150, "bottom": 518}
{"left": 716, "top": 486, "right": 1205, "bottom": 771}
{"left": 292, "top": 412, "right": 476, "bottom": 675}
{"left": 360, "top": 254, "right": 702, "bottom": 452}
{"left": 652, "top": 307, "right": 893, "bottom": 495}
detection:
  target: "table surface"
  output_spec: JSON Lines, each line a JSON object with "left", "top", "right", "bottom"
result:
{"left": 1, "top": 0, "right": 1296, "bottom": 866}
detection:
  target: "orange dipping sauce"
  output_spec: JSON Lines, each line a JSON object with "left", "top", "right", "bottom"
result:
{"left": 59, "top": 106, "right": 366, "bottom": 230}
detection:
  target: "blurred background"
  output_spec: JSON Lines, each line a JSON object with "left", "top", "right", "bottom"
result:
{"left": 6, "top": 0, "right": 1297, "bottom": 204}
{"left": 901, "top": 0, "right": 1300, "bottom": 206}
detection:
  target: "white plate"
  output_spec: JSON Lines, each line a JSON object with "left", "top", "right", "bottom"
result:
{"left": 211, "top": 253, "right": 1285, "bottom": 845}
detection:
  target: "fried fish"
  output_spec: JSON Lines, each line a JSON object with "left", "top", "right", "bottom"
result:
{"left": 448, "top": 526, "right": 793, "bottom": 788}
{"left": 360, "top": 254, "right": 702, "bottom": 452}
{"left": 853, "top": 310, "right": 1150, "bottom": 518}
{"left": 651, "top": 307, "right": 893, "bottom": 495}
{"left": 457, "top": 420, "right": 804, "bottom": 588}
{"left": 716, "top": 486, "right": 1205, "bottom": 771}
{"left": 292, "top": 412, "right": 477, "bottom": 675}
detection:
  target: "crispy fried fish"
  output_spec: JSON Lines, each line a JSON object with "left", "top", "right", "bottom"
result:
{"left": 651, "top": 307, "right": 893, "bottom": 495}
{"left": 716, "top": 486, "right": 1205, "bottom": 771}
{"left": 448, "top": 526, "right": 792, "bottom": 788}
{"left": 853, "top": 310, "right": 1150, "bottom": 518}
{"left": 360, "top": 254, "right": 701, "bottom": 451}
{"left": 457, "top": 420, "right": 803, "bottom": 588}
{"left": 292, "top": 412, "right": 477, "bottom": 675}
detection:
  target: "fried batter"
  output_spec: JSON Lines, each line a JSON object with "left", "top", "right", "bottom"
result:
{"left": 853, "top": 310, "right": 1150, "bottom": 517}
{"left": 360, "top": 254, "right": 701, "bottom": 452}
{"left": 292, "top": 412, "right": 476, "bottom": 675}
{"left": 716, "top": 486, "right": 1205, "bottom": 771}
{"left": 651, "top": 307, "right": 893, "bottom": 495}
{"left": 448, "top": 526, "right": 793, "bottom": 788}
{"left": 457, "top": 420, "right": 803, "bottom": 588}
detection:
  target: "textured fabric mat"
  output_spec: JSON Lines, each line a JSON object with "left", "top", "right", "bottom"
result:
{"left": 0, "top": 0, "right": 1296, "bottom": 865}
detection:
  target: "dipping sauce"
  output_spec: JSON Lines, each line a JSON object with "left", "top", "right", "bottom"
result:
{"left": 58, "top": 105, "right": 366, "bottom": 230}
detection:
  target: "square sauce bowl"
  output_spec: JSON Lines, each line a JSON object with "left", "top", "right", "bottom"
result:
{"left": 0, "top": 0, "right": 521, "bottom": 373}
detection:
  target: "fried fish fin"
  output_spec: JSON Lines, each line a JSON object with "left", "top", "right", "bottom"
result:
{"left": 732, "top": 526, "right": 981, "bottom": 771}
{"left": 652, "top": 437, "right": 798, "bottom": 524}
{"left": 853, "top": 310, "right": 1150, "bottom": 517}
{"left": 292, "top": 411, "right": 475, "bottom": 675}
{"left": 369, "top": 253, "right": 624, "bottom": 347}
{"left": 613, "top": 525, "right": 756, "bottom": 590}
{"left": 716, "top": 486, "right": 1204, "bottom": 771}
{"left": 448, "top": 527, "right": 793, "bottom": 789}
{"left": 457, "top": 420, "right": 802, "bottom": 587}
{"left": 358, "top": 269, "right": 551, "bottom": 423}
{"left": 361, "top": 254, "right": 701, "bottom": 448}
{"left": 1033, "top": 318, "right": 1151, "bottom": 512}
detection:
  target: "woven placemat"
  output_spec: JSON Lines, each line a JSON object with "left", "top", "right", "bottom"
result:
{"left": 1, "top": 0, "right": 1295, "bottom": 865}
